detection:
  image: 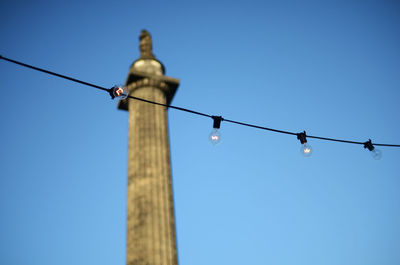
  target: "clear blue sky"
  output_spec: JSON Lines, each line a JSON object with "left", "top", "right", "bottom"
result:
{"left": 1, "top": 1, "right": 400, "bottom": 265}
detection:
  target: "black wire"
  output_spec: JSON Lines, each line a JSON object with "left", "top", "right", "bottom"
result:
{"left": 373, "top": 143, "right": 400, "bottom": 147}
{"left": 0, "top": 55, "right": 109, "bottom": 92}
{"left": 2, "top": 55, "right": 400, "bottom": 148}
{"left": 127, "top": 95, "right": 211, "bottom": 118}
{"left": 223, "top": 118, "right": 297, "bottom": 136}
{"left": 223, "top": 119, "right": 400, "bottom": 147}
{"left": 306, "top": 135, "right": 363, "bottom": 145}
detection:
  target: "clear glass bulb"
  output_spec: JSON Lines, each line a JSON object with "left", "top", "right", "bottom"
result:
{"left": 371, "top": 148, "right": 382, "bottom": 160}
{"left": 209, "top": 128, "right": 221, "bottom": 145}
{"left": 112, "top": 85, "right": 129, "bottom": 99}
{"left": 300, "top": 143, "right": 313, "bottom": 157}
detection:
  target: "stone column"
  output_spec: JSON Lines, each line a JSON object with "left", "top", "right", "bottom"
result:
{"left": 118, "top": 30, "right": 180, "bottom": 265}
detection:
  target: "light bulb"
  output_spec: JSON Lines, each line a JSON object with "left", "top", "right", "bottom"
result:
{"left": 363, "top": 139, "right": 382, "bottom": 160}
{"left": 209, "top": 128, "right": 221, "bottom": 145}
{"left": 112, "top": 85, "right": 129, "bottom": 99}
{"left": 300, "top": 143, "right": 313, "bottom": 157}
{"left": 371, "top": 148, "right": 382, "bottom": 160}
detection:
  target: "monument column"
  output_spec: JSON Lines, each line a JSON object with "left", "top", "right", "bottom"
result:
{"left": 118, "top": 30, "right": 180, "bottom": 265}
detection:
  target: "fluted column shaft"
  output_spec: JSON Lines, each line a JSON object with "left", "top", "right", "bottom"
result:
{"left": 126, "top": 80, "right": 177, "bottom": 265}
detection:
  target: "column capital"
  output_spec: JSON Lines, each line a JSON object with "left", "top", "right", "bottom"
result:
{"left": 118, "top": 70, "right": 180, "bottom": 111}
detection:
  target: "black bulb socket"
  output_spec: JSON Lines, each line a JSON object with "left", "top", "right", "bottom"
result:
{"left": 211, "top": 116, "right": 223, "bottom": 129}
{"left": 297, "top": 131, "right": 307, "bottom": 144}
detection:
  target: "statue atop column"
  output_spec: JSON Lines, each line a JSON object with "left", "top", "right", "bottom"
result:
{"left": 139, "top": 30, "right": 155, "bottom": 59}
{"left": 119, "top": 30, "right": 178, "bottom": 111}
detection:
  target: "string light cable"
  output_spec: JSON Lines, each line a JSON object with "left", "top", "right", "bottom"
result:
{"left": 1, "top": 55, "right": 399, "bottom": 159}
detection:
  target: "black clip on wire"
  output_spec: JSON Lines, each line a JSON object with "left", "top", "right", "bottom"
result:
{"left": 364, "top": 139, "right": 375, "bottom": 151}
{"left": 211, "top": 116, "right": 223, "bottom": 129}
{"left": 297, "top": 131, "right": 307, "bottom": 144}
